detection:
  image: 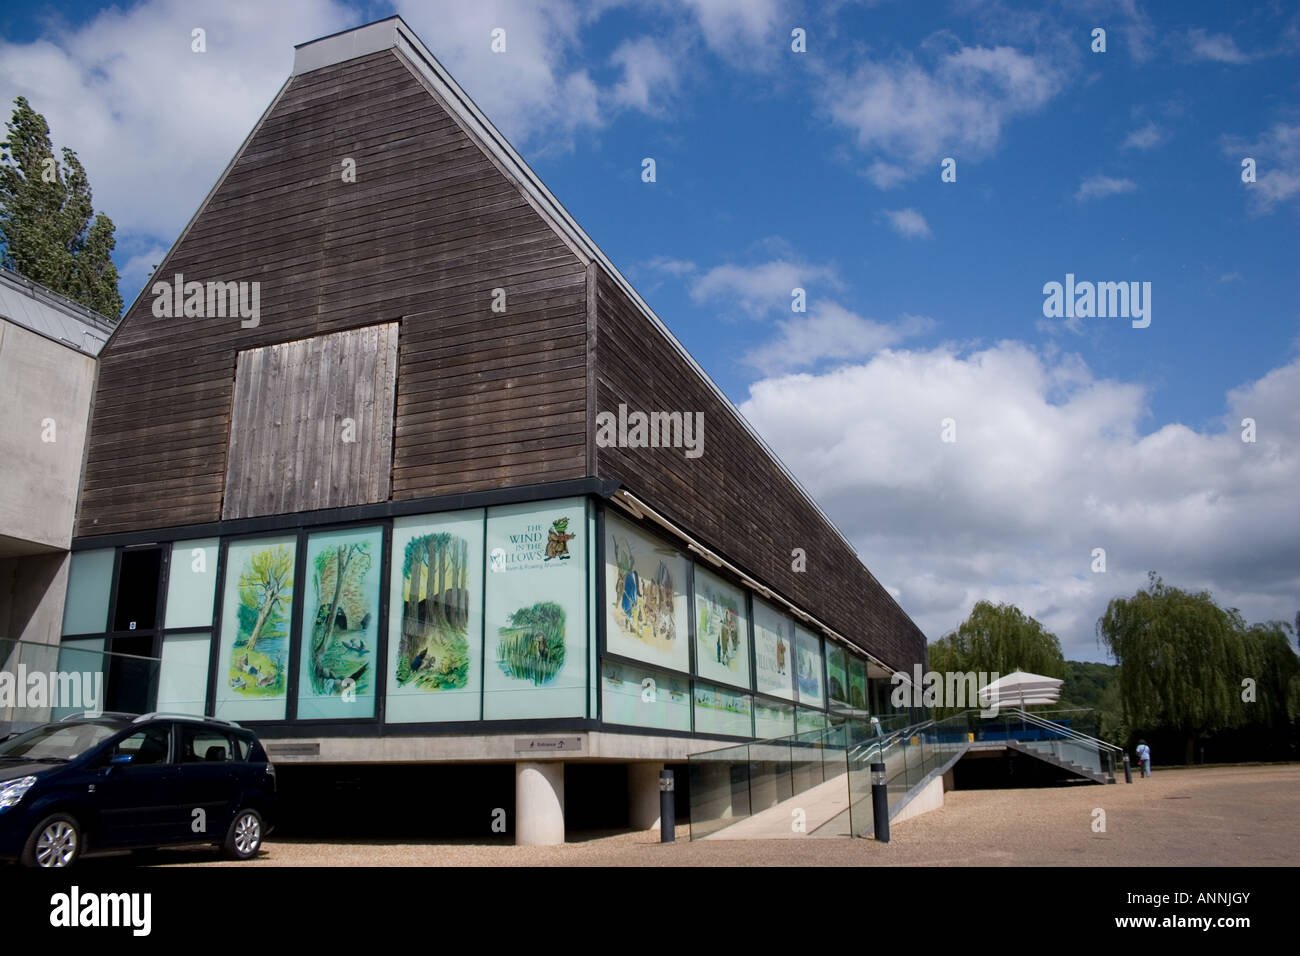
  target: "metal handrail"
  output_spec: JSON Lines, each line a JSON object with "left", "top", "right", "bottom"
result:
{"left": 1005, "top": 708, "right": 1122, "bottom": 753}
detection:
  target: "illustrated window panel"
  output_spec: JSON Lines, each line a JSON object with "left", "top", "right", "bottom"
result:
{"left": 214, "top": 536, "right": 296, "bottom": 721}
{"left": 693, "top": 681, "right": 753, "bottom": 738}
{"left": 600, "top": 660, "right": 691, "bottom": 731}
{"left": 754, "top": 698, "right": 795, "bottom": 739}
{"left": 62, "top": 549, "right": 115, "bottom": 636}
{"left": 693, "top": 566, "right": 750, "bottom": 689}
{"left": 157, "top": 632, "right": 211, "bottom": 715}
{"left": 297, "top": 526, "right": 383, "bottom": 720}
{"left": 796, "top": 708, "right": 828, "bottom": 734}
{"left": 482, "top": 498, "right": 588, "bottom": 720}
{"left": 752, "top": 597, "right": 795, "bottom": 701}
{"left": 386, "top": 510, "right": 484, "bottom": 724}
{"left": 848, "top": 655, "right": 867, "bottom": 712}
{"left": 165, "top": 539, "right": 220, "bottom": 629}
{"left": 605, "top": 513, "right": 690, "bottom": 673}
{"left": 826, "top": 643, "right": 850, "bottom": 710}
{"left": 794, "top": 627, "right": 824, "bottom": 708}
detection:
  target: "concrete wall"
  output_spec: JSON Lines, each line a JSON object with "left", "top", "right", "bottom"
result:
{"left": 0, "top": 320, "right": 96, "bottom": 552}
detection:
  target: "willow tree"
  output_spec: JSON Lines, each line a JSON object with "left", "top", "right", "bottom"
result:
{"left": 930, "top": 601, "right": 1066, "bottom": 678}
{"left": 1240, "top": 619, "right": 1300, "bottom": 733}
{"left": 1098, "top": 573, "right": 1253, "bottom": 764}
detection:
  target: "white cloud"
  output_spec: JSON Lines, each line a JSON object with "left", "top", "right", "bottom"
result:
{"left": 743, "top": 307, "right": 934, "bottom": 374}
{"left": 1122, "top": 122, "right": 1165, "bottom": 150}
{"left": 0, "top": 0, "right": 355, "bottom": 241}
{"left": 883, "top": 208, "right": 933, "bottom": 239}
{"left": 740, "top": 343, "right": 1300, "bottom": 657}
{"left": 821, "top": 45, "right": 1064, "bottom": 188}
{"left": 690, "top": 257, "right": 842, "bottom": 319}
{"left": 1224, "top": 123, "right": 1300, "bottom": 213}
{"left": 609, "top": 36, "right": 683, "bottom": 115}
{"left": 677, "top": 0, "right": 784, "bottom": 64}
{"left": 1075, "top": 174, "right": 1137, "bottom": 202}
{"left": 1185, "top": 28, "right": 1253, "bottom": 64}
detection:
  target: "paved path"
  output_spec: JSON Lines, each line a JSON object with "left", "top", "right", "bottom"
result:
{"left": 106, "top": 765, "right": 1300, "bottom": 867}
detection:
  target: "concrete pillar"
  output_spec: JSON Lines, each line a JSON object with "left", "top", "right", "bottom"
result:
{"left": 627, "top": 761, "right": 664, "bottom": 830}
{"left": 515, "top": 761, "right": 565, "bottom": 846}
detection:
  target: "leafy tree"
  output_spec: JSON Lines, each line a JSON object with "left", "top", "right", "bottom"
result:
{"left": 0, "top": 96, "right": 122, "bottom": 319}
{"left": 1098, "top": 572, "right": 1254, "bottom": 764}
{"left": 930, "top": 600, "right": 1066, "bottom": 678}
{"left": 238, "top": 545, "right": 294, "bottom": 651}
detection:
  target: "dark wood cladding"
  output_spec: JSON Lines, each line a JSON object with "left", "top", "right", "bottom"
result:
{"left": 78, "top": 50, "right": 587, "bottom": 536}
{"left": 592, "top": 268, "right": 926, "bottom": 671}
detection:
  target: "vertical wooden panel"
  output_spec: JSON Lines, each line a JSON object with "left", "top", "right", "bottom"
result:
{"left": 221, "top": 322, "right": 399, "bottom": 519}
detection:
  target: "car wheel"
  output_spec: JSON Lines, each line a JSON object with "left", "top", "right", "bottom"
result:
{"left": 21, "top": 814, "right": 81, "bottom": 868}
{"left": 223, "top": 809, "right": 263, "bottom": 861}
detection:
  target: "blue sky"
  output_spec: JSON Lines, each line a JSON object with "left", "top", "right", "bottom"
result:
{"left": 3, "top": 0, "right": 1297, "bottom": 659}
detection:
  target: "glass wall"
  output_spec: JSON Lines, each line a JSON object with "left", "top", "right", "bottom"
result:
{"left": 57, "top": 495, "right": 898, "bottom": 737}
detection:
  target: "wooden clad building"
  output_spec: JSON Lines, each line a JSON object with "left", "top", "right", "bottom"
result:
{"left": 65, "top": 18, "right": 926, "bottom": 759}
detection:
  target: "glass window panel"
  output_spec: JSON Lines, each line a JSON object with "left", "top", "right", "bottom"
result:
{"left": 693, "top": 680, "right": 753, "bottom": 737}
{"left": 600, "top": 659, "right": 691, "bottom": 731}
{"left": 297, "top": 526, "right": 383, "bottom": 720}
{"left": 157, "top": 632, "right": 210, "bottom": 715}
{"left": 62, "top": 549, "right": 115, "bottom": 636}
{"left": 849, "top": 654, "right": 867, "bottom": 712}
{"left": 794, "top": 626, "right": 825, "bottom": 708}
{"left": 752, "top": 597, "right": 796, "bottom": 701}
{"left": 51, "top": 638, "right": 105, "bottom": 720}
{"left": 213, "top": 535, "right": 296, "bottom": 721}
{"left": 826, "top": 643, "right": 850, "bottom": 709}
{"left": 483, "top": 498, "right": 588, "bottom": 720}
{"left": 164, "top": 538, "right": 220, "bottom": 629}
{"left": 796, "top": 707, "right": 828, "bottom": 734}
{"left": 754, "top": 697, "right": 795, "bottom": 738}
{"left": 386, "top": 510, "right": 484, "bottom": 724}
{"left": 693, "top": 566, "right": 750, "bottom": 689}
{"left": 605, "top": 512, "right": 691, "bottom": 673}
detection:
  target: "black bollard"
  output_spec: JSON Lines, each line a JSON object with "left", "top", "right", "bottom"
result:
{"left": 871, "top": 762, "right": 890, "bottom": 842}
{"left": 659, "top": 769, "right": 675, "bottom": 842}
{"left": 1123, "top": 752, "right": 1132, "bottom": 784}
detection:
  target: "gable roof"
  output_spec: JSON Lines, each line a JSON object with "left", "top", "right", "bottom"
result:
{"left": 291, "top": 16, "right": 871, "bottom": 565}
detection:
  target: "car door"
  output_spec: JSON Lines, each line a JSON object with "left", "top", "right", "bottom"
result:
{"left": 92, "top": 722, "right": 183, "bottom": 848}
{"left": 174, "top": 725, "right": 241, "bottom": 842}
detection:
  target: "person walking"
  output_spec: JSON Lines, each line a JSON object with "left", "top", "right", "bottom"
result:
{"left": 1136, "top": 739, "right": 1151, "bottom": 778}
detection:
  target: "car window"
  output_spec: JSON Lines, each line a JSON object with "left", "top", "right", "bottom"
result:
{"left": 0, "top": 721, "right": 123, "bottom": 760}
{"left": 233, "top": 736, "right": 252, "bottom": 761}
{"left": 111, "top": 725, "right": 171, "bottom": 766}
{"left": 179, "top": 725, "right": 234, "bottom": 764}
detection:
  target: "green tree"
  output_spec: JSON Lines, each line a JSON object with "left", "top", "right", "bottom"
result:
{"left": 0, "top": 96, "right": 123, "bottom": 319}
{"left": 1098, "top": 572, "right": 1254, "bottom": 764}
{"left": 930, "top": 600, "right": 1066, "bottom": 678}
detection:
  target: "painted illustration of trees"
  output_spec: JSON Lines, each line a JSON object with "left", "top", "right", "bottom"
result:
{"left": 239, "top": 544, "right": 294, "bottom": 651}
{"left": 398, "top": 532, "right": 471, "bottom": 689}
{"left": 497, "top": 601, "right": 566, "bottom": 685}
{"left": 310, "top": 541, "right": 372, "bottom": 684}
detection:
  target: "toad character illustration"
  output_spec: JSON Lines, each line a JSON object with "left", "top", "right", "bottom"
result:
{"left": 544, "top": 516, "right": 576, "bottom": 561}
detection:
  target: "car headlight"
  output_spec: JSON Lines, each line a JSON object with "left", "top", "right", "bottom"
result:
{"left": 0, "top": 776, "right": 37, "bottom": 810}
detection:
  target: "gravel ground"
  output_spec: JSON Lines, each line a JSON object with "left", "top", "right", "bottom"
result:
{"left": 110, "top": 764, "right": 1299, "bottom": 867}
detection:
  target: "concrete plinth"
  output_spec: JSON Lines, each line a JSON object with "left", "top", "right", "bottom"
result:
{"left": 627, "top": 762, "right": 664, "bottom": 830}
{"left": 515, "top": 761, "right": 565, "bottom": 845}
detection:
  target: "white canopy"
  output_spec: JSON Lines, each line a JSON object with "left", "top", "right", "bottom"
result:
{"left": 977, "top": 670, "right": 1063, "bottom": 708}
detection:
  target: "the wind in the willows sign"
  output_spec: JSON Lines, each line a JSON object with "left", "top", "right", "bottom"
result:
{"left": 483, "top": 499, "right": 588, "bottom": 720}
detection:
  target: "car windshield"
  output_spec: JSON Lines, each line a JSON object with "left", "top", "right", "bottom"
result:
{"left": 0, "top": 721, "right": 126, "bottom": 760}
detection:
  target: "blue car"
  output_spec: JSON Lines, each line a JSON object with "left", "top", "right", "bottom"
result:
{"left": 0, "top": 712, "right": 276, "bottom": 868}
